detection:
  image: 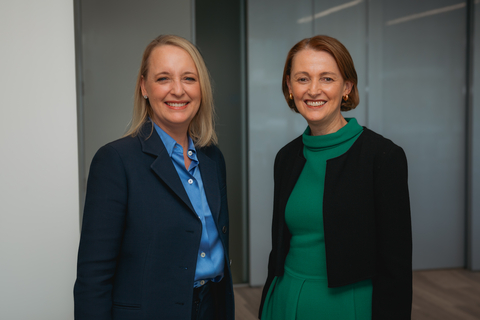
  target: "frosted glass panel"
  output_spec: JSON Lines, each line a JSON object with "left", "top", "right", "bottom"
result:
{"left": 247, "top": 0, "right": 469, "bottom": 283}
{"left": 313, "top": 0, "right": 367, "bottom": 124}
{"left": 248, "top": 0, "right": 313, "bottom": 286}
{"left": 369, "top": 0, "right": 466, "bottom": 269}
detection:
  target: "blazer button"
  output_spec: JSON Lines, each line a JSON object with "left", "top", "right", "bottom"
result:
{"left": 222, "top": 226, "right": 227, "bottom": 234}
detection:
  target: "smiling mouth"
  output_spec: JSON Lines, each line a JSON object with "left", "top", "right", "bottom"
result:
{"left": 305, "top": 100, "right": 326, "bottom": 107}
{"left": 165, "top": 102, "right": 188, "bottom": 108}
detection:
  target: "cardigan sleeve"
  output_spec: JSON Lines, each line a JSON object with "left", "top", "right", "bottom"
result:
{"left": 259, "top": 151, "right": 281, "bottom": 319}
{"left": 372, "top": 144, "right": 412, "bottom": 319}
{"left": 259, "top": 137, "right": 305, "bottom": 319}
{"left": 74, "top": 144, "right": 128, "bottom": 320}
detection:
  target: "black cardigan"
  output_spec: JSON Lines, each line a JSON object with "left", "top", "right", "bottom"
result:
{"left": 259, "top": 128, "right": 412, "bottom": 319}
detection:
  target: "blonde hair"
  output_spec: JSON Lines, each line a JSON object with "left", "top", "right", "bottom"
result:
{"left": 282, "top": 35, "right": 359, "bottom": 112}
{"left": 125, "top": 35, "right": 217, "bottom": 147}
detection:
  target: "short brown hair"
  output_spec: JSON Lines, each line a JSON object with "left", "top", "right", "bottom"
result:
{"left": 282, "top": 35, "right": 359, "bottom": 112}
{"left": 125, "top": 35, "right": 217, "bottom": 147}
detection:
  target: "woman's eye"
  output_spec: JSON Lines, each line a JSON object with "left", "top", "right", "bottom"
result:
{"left": 157, "top": 77, "right": 168, "bottom": 82}
{"left": 298, "top": 77, "right": 308, "bottom": 82}
{"left": 322, "top": 77, "right": 333, "bottom": 82}
{"left": 184, "top": 77, "right": 196, "bottom": 82}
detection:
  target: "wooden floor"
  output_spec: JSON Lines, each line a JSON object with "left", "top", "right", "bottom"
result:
{"left": 234, "top": 268, "right": 480, "bottom": 320}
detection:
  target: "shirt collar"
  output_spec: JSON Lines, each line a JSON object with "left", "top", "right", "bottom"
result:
{"left": 152, "top": 120, "right": 197, "bottom": 160}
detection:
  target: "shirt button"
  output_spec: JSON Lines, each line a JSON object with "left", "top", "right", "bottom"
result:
{"left": 188, "top": 150, "right": 193, "bottom": 156}
{"left": 222, "top": 226, "right": 227, "bottom": 234}
{"left": 188, "top": 179, "right": 193, "bottom": 184}
{"left": 200, "top": 280, "right": 205, "bottom": 285}
{"left": 201, "top": 252, "right": 206, "bottom": 258}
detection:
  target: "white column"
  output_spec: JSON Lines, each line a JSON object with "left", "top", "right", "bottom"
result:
{"left": 0, "top": 1, "right": 79, "bottom": 319}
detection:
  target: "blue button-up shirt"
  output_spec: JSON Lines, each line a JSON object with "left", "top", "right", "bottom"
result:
{"left": 153, "top": 123, "right": 224, "bottom": 286}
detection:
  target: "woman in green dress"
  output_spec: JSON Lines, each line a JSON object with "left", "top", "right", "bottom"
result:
{"left": 259, "top": 35, "right": 412, "bottom": 319}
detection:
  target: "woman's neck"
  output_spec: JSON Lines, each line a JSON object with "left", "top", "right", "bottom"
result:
{"left": 308, "top": 115, "right": 347, "bottom": 136}
{"left": 154, "top": 121, "right": 189, "bottom": 150}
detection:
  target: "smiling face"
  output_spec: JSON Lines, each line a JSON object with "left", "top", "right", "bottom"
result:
{"left": 141, "top": 45, "right": 201, "bottom": 135}
{"left": 287, "top": 49, "right": 352, "bottom": 135}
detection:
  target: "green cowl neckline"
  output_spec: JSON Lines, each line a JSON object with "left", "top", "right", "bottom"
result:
{"left": 302, "top": 118, "right": 363, "bottom": 151}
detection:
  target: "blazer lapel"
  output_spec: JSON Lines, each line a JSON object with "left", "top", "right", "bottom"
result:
{"left": 138, "top": 122, "right": 195, "bottom": 214}
{"left": 196, "top": 149, "right": 221, "bottom": 222}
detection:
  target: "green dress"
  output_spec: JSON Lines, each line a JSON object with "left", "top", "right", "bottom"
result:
{"left": 261, "top": 118, "right": 373, "bottom": 320}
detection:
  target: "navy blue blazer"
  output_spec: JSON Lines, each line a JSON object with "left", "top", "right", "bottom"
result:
{"left": 74, "top": 121, "right": 234, "bottom": 320}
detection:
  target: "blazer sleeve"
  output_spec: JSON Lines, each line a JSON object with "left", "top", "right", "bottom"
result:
{"left": 372, "top": 144, "right": 413, "bottom": 319}
{"left": 74, "top": 144, "right": 128, "bottom": 320}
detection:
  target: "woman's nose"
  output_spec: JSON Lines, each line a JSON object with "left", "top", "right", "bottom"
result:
{"left": 171, "top": 79, "right": 184, "bottom": 96}
{"left": 308, "top": 82, "right": 321, "bottom": 96}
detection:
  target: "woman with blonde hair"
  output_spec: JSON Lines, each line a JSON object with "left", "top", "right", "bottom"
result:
{"left": 74, "top": 35, "right": 234, "bottom": 320}
{"left": 259, "top": 35, "right": 412, "bottom": 319}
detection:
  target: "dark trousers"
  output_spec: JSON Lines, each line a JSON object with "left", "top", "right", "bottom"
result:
{"left": 191, "top": 282, "right": 215, "bottom": 320}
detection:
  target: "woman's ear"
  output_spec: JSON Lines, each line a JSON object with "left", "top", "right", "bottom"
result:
{"left": 140, "top": 75, "right": 146, "bottom": 96}
{"left": 286, "top": 75, "right": 292, "bottom": 93}
{"left": 344, "top": 80, "right": 353, "bottom": 95}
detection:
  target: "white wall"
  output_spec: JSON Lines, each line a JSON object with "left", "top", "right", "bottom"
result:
{"left": 0, "top": 1, "right": 79, "bottom": 319}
